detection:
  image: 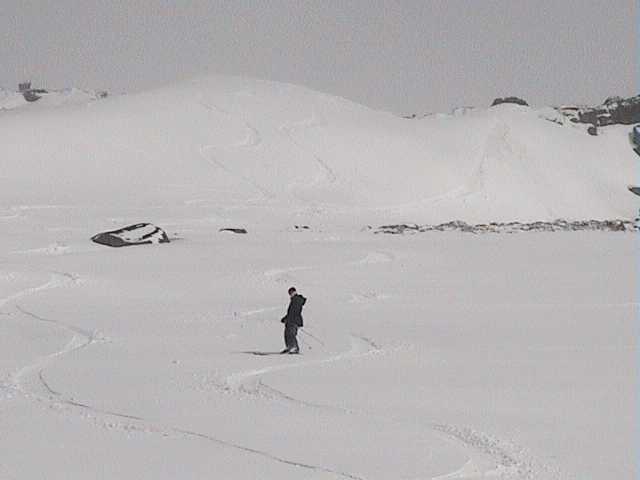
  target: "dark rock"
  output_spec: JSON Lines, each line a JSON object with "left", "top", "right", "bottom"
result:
{"left": 22, "top": 91, "right": 42, "bottom": 102}
{"left": 559, "top": 95, "right": 640, "bottom": 127}
{"left": 632, "top": 125, "right": 640, "bottom": 146}
{"left": 604, "top": 96, "right": 624, "bottom": 106}
{"left": 19, "top": 82, "right": 48, "bottom": 102}
{"left": 631, "top": 126, "right": 640, "bottom": 157}
{"left": 22, "top": 89, "right": 47, "bottom": 102}
{"left": 628, "top": 186, "right": 640, "bottom": 197}
{"left": 91, "top": 223, "right": 170, "bottom": 247}
{"left": 587, "top": 125, "right": 598, "bottom": 136}
{"left": 491, "top": 97, "right": 529, "bottom": 107}
{"left": 219, "top": 228, "right": 247, "bottom": 234}
{"left": 374, "top": 219, "right": 635, "bottom": 234}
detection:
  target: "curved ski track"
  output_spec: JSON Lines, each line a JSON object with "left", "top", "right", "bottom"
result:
{"left": 227, "top": 335, "right": 545, "bottom": 480}
{"left": 1, "top": 271, "right": 365, "bottom": 480}
{"left": 221, "top": 257, "right": 556, "bottom": 479}
{"left": 278, "top": 110, "right": 338, "bottom": 185}
{"left": 197, "top": 99, "right": 275, "bottom": 200}
{"left": 1, "top": 252, "right": 557, "bottom": 479}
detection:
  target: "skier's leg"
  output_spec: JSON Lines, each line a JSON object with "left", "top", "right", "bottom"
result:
{"left": 290, "top": 326, "right": 299, "bottom": 353}
{"left": 282, "top": 325, "right": 290, "bottom": 353}
{"left": 282, "top": 324, "right": 293, "bottom": 353}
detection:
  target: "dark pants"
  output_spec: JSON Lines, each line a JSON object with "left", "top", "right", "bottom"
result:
{"left": 284, "top": 324, "right": 299, "bottom": 351}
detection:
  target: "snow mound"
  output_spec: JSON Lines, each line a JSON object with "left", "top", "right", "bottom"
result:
{"left": 0, "top": 75, "right": 637, "bottom": 224}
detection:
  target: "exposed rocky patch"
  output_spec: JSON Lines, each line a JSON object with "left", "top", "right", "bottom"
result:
{"left": 375, "top": 219, "right": 634, "bottom": 234}
{"left": 559, "top": 95, "right": 640, "bottom": 127}
{"left": 219, "top": 228, "right": 247, "bottom": 234}
{"left": 91, "top": 223, "right": 170, "bottom": 247}
{"left": 1, "top": 82, "right": 107, "bottom": 111}
{"left": 19, "top": 82, "right": 48, "bottom": 102}
{"left": 491, "top": 96, "right": 529, "bottom": 107}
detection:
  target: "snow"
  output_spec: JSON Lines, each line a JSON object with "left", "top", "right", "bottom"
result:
{"left": 1, "top": 75, "right": 637, "bottom": 223}
{"left": 0, "top": 75, "right": 637, "bottom": 479}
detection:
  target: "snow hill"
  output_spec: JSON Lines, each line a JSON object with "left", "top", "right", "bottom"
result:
{"left": 1, "top": 75, "right": 637, "bottom": 224}
{"left": 1, "top": 75, "right": 635, "bottom": 480}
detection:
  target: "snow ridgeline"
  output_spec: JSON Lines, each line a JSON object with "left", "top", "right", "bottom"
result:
{"left": 1, "top": 74, "right": 638, "bottom": 224}
{"left": 375, "top": 219, "right": 635, "bottom": 234}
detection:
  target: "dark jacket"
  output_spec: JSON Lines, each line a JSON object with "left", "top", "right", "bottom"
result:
{"left": 281, "top": 294, "right": 306, "bottom": 327}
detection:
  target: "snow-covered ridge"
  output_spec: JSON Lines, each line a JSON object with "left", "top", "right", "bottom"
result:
{"left": 406, "top": 94, "right": 640, "bottom": 128}
{"left": 0, "top": 75, "right": 637, "bottom": 224}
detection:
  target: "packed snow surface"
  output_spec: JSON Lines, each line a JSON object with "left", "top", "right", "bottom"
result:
{"left": 0, "top": 75, "right": 636, "bottom": 479}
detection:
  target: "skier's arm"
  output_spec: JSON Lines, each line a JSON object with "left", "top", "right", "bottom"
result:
{"left": 281, "top": 301, "right": 292, "bottom": 323}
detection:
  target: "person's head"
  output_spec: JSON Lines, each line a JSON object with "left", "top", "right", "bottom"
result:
{"left": 288, "top": 287, "right": 297, "bottom": 297}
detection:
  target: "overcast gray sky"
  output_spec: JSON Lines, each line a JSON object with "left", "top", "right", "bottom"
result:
{"left": 1, "top": 0, "right": 636, "bottom": 113}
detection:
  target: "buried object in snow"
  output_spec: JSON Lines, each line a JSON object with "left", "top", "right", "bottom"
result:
{"left": 219, "top": 228, "right": 248, "bottom": 234}
{"left": 91, "top": 223, "right": 170, "bottom": 247}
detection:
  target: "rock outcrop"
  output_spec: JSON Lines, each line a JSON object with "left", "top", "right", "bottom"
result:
{"left": 375, "top": 219, "right": 634, "bottom": 234}
{"left": 628, "top": 186, "right": 640, "bottom": 197}
{"left": 91, "top": 223, "right": 170, "bottom": 247}
{"left": 491, "top": 97, "right": 529, "bottom": 107}
{"left": 1, "top": 84, "right": 106, "bottom": 111}
{"left": 559, "top": 95, "right": 640, "bottom": 127}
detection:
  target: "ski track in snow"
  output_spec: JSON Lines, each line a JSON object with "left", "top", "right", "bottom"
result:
{"left": 263, "top": 265, "right": 312, "bottom": 285}
{"left": 198, "top": 143, "right": 275, "bottom": 200}
{"left": 9, "top": 243, "right": 71, "bottom": 256}
{"left": 0, "top": 270, "right": 365, "bottom": 480}
{"left": 226, "top": 334, "right": 381, "bottom": 392}
{"left": 1, "top": 254, "right": 555, "bottom": 480}
{"left": 197, "top": 99, "right": 274, "bottom": 200}
{"left": 10, "top": 305, "right": 100, "bottom": 399}
{"left": 352, "top": 250, "right": 395, "bottom": 265}
{"left": 279, "top": 110, "right": 338, "bottom": 185}
{"left": 368, "top": 121, "right": 514, "bottom": 214}
{"left": 227, "top": 337, "right": 547, "bottom": 480}
{"left": 0, "top": 271, "right": 77, "bottom": 310}
{"left": 232, "top": 253, "right": 554, "bottom": 479}
{"left": 0, "top": 207, "right": 22, "bottom": 220}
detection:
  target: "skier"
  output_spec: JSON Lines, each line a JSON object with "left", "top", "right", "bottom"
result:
{"left": 280, "top": 287, "right": 306, "bottom": 354}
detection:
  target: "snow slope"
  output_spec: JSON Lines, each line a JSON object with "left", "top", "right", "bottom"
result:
{"left": 0, "top": 75, "right": 636, "bottom": 479}
{"left": 1, "top": 74, "right": 637, "bottom": 223}
{"left": 0, "top": 225, "right": 635, "bottom": 479}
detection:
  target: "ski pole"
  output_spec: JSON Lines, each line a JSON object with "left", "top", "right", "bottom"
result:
{"left": 298, "top": 336, "right": 312, "bottom": 351}
{"left": 300, "top": 328, "right": 325, "bottom": 347}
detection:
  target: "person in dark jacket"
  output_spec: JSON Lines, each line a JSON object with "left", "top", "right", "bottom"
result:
{"left": 280, "top": 287, "right": 306, "bottom": 354}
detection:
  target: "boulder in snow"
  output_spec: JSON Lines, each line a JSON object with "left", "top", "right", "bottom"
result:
{"left": 632, "top": 125, "right": 640, "bottom": 146}
{"left": 91, "top": 223, "right": 170, "bottom": 247}
{"left": 491, "top": 97, "right": 529, "bottom": 107}
{"left": 628, "top": 186, "right": 640, "bottom": 197}
{"left": 219, "top": 228, "right": 247, "bottom": 234}
{"left": 559, "top": 95, "right": 640, "bottom": 127}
